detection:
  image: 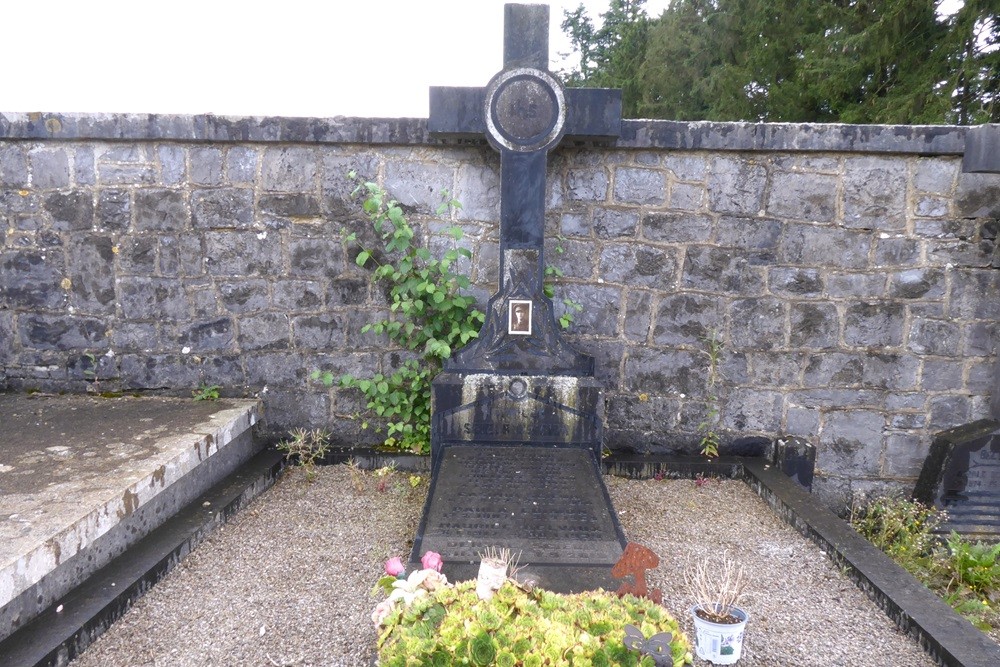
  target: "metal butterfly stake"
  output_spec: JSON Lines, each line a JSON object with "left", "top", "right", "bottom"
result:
{"left": 624, "top": 624, "right": 674, "bottom": 666}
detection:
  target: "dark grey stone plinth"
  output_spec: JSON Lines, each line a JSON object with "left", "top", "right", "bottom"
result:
{"left": 410, "top": 445, "right": 625, "bottom": 593}
{"left": 913, "top": 419, "right": 1000, "bottom": 539}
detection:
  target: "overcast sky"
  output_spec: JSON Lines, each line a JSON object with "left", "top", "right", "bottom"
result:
{"left": 1, "top": 1, "right": 668, "bottom": 118}
{"left": 3, "top": 0, "right": 963, "bottom": 119}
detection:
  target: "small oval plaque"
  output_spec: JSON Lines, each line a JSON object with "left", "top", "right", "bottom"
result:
{"left": 484, "top": 67, "right": 566, "bottom": 153}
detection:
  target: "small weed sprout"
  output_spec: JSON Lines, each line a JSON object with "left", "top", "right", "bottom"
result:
{"left": 192, "top": 384, "right": 221, "bottom": 401}
{"left": 698, "top": 330, "right": 724, "bottom": 458}
{"left": 276, "top": 429, "right": 330, "bottom": 482}
{"left": 345, "top": 457, "right": 366, "bottom": 493}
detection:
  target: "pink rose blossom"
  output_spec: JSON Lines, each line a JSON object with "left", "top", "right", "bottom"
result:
{"left": 421, "top": 551, "right": 443, "bottom": 572}
{"left": 384, "top": 556, "right": 405, "bottom": 577}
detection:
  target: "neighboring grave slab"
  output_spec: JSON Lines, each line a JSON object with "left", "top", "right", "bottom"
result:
{"left": 411, "top": 3, "right": 625, "bottom": 590}
{"left": 914, "top": 419, "right": 1000, "bottom": 539}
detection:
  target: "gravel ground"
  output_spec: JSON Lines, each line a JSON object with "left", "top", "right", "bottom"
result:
{"left": 70, "top": 464, "right": 960, "bottom": 667}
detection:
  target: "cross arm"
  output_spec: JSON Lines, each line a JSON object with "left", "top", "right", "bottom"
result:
{"left": 564, "top": 88, "right": 623, "bottom": 143}
{"left": 428, "top": 86, "right": 486, "bottom": 139}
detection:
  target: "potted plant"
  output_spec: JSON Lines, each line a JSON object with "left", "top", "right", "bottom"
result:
{"left": 686, "top": 554, "right": 750, "bottom": 664}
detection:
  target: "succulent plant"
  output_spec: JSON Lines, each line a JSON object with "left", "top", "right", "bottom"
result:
{"left": 377, "top": 580, "right": 693, "bottom": 666}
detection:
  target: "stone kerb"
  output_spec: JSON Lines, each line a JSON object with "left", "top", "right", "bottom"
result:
{"left": 0, "top": 112, "right": 997, "bottom": 508}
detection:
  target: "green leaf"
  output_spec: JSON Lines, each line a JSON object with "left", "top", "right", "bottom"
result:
{"left": 355, "top": 250, "right": 370, "bottom": 267}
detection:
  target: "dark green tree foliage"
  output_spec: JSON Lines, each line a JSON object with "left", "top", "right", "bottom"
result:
{"left": 561, "top": 0, "right": 999, "bottom": 124}
{"left": 561, "top": 0, "right": 652, "bottom": 117}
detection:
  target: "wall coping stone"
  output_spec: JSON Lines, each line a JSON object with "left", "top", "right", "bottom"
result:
{"left": 0, "top": 112, "right": 972, "bottom": 156}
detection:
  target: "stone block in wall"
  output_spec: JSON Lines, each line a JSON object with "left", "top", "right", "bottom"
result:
{"left": 259, "top": 193, "right": 322, "bottom": 224}
{"left": 205, "top": 231, "right": 282, "bottom": 277}
{"left": 623, "top": 289, "right": 653, "bottom": 343}
{"left": 605, "top": 392, "right": 679, "bottom": 432}
{"left": 217, "top": 280, "right": 269, "bottom": 313}
{"left": 455, "top": 162, "right": 500, "bottom": 221}
{"left": 728, "top": 297, "right": 785, "bottom": 351}
{"left": 683, "top": 245, "right": 765, "bottom": 293}
{"left": 157, "top": 145, "right": 186, "bottom": 186}
{"left": 134, "top": 189, "right": 189, "bottom": 231}
{"left": 197, "top": 354, "right": 246, "bottom": 389}
{"left": 967, "top": 361, "right": 995, "bottom": 394}
{"left": 598, "top": 243, "right": 677, "bottom": 288}
{"left": 558, "top": 283, "right": 622, "bottom": 337}
{"left": 383, "top": 160, "right": 454, "bottom": 213}
{"left": 843, "top": 302, "right": 905, "bottom": 347}
{"left": 117, "top": 236, "right": 157, "bottom": 274}
{"left": 66, "top": 234, "right": 116, "bottom": 314}
{"left": 929, "top": 394, "right": 972, "bottom": 430}
{"left": 951, "top": 269, "right": 1000, "bottom": 319}
{"left": 789, "top": 302, "right": 839, "bottom": 349}
{"left": 238, "top": 313, "right": 291, "bottom": 351}
{"left": 652, "top": 293, "right": 725, "bottom": 347}
{"left": 769, "top": 267, "right": 824, "bottom": 297}
{"left": 189, "top": 147, "right": 224, "bottom": 186}
{"left": 111, "top": 322, "right": 158, "bottom": 352}
{"left": 887, "top": 268, "right": 946, "bottom": 299}
{"left": 842, "top": 156, "right": 906, "bottom": 230}
{"left": 874, "top": 237, "right": 921, "bottom": 267}
{"left": 908, "top": 318, "right": 962, "bottom": 356}
{"left": 569, "top": 338, "right": 624, "bottom": 391}
{"left": 593, "top": 207, "right": 638, "bottom": 238}
{"left": 225, "top": 147, "right": 258, "bottom": 185}
{"left": 786, "top": 404, "right": 820, "bottom": 437}
{"left": 244, "top": 352, "right": 307, "bottom": 386}
{"left": 927, "top": 239, "right": 994, "bottom": 268}
{"left": 642, "top": 212, "right": 713, "bottom": 244}
{"left": 191, "top": 188, "right": 253, "bottom": 229}
{"left": 291, "top": 314, "right": 347, "bottom": 351}
{"left": 73, "top": 146, "right": 95, "bottom": 186}
{"left": 668, "top": 182, "right": 704, "bottom": 211}
{"left": 559, "top": 210, "right": 590, "bottom": 237}
{"left": 955, "top": 173, "right": 1000, "bottom": 218}
{"left": 177, "top": 318, "right": 235, "bottom": 352}
{"left": 663, "top": 154, "right": 706, "bottom": 181}
{"left": 262, "top": 389, "right": 332, "bottom": 437}
{"left": 261, "top": 147, "right": 318, "bottom": 192}
{"left": 565, "top": 168, "right": 609, "bottom": 201}
{"left": 0, "top": 311, "right": 13, "bottom": 364}
{"left": 120, "top": 354, "right": 201, "bottom": 390}
{"left": 715, "top": 216, "right": 781, "bottom": 256}
{"left": 914, "top": 196, "right": 950, "bottom": 218}
{"left": 625, "top": 348, "right": 702, "bottom": 395}
{"left": 613, "top": 167, "right": 666, "bottom": 205}
{"left": 825, "top": 271, "right": 886, "bottom": 298}
{"left": 766, "top": 170, "right": 837, "bottom": 222}
{"left": 746, "top": 351, "right": 804, "bottom": 386}
{"left": 288, "top": 237, "right": 346, "bottom": 280}
{"left": 325, "top": 276, "right": 369, "bottom": 308}
{"left": 780, "top": 223, "right": 870, "bottom": 268}
{"left": 860, "top": 352, "right": 920, "bottom": 390}
{"left": 17, "top": 314, "right": 108, "bottom": 351}
{"left": 273, "top": 279, "right": 323, "bottom": 311}
{"left": 912, "top": 158, "right": 958, "bottom": 194}
{"left": 545, "top": 237, "right": 594, "bottom": 280}
{"left": 29, "top": 148, "right": 70, "bottom": 189}
{"left": 818, "top": 410, "right": 884, "bottom": 476}
{"left": 707, "top": 156, "right": 767, "bottom": 216}
{"left": 921, "top": 358, "right": 965, "bottom": 392}
{"left": 0, "top": 144, "right": 28, "bottom": 187}
{"left": 96, "top": 188, "right": 131, "bottom": 232}
{"left": 44, "top": 190, "right": 93, "bottom": 231}
{"left": 722, "top": 387, "right": 782, "bottom": 432}
{"left": 883, "top": 432, "right": 929, "bottom": 478}
{"left": 119, "top": 277, "right": 188, "bottom": 322}
{"left": 965, "top": 321, "right": 999, "bottom": 356}
{"left": 804, "top": 353, "right": 863, "bottom": 387}
{"left": 0, "top": 250, "right": 66, "bottom": 309}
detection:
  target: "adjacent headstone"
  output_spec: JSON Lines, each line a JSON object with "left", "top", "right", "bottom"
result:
{"left": 914, "top": 419, "right": 1000, "bottom": 539}
{"left": 410, "top": 3, "right": 626, "bottom": 592}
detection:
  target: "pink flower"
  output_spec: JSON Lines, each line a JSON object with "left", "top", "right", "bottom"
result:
{"left": 371, "top": 600, "right": 395, "bottom": 626}
{"left": 384, "top": 556, "right": 405, "bottom": 577}
{"left": 421, "top": 551, "right": 443, "bottom": 572}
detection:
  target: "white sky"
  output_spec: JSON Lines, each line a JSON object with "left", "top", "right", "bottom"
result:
{"left": 0, "top": 1, "right": 667, "bottom": 118}
{"left": 1, "top": 0, "right": 963, "bottom": 119}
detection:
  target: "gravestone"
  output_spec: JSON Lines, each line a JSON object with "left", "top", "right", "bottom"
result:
{"left": 409, "top": 3, "right": 627, "bottom": 592}
{"left": 913, "top": 419, "right": 1000, "bottom": 539}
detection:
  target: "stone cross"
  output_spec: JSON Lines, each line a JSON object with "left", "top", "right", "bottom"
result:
{"left": 429, "top": 3, "right": 622, "bottom": 375}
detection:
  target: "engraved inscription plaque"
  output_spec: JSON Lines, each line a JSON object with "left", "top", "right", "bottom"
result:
{"left": 914, "top": 419, "right": 1000, "bottom": 539}
{"left": 413, "top": 446, "right": 626, "bottom": 566}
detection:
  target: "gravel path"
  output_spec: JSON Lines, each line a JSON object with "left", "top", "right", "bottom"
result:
{"left": 70, "top": 464, "right": 957, "bottom": 667}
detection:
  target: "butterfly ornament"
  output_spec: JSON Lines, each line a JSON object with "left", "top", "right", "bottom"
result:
{"left": 624, "top": 624, "right": 674, "bottom": 666}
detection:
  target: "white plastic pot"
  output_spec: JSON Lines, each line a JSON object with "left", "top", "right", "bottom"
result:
{"left": 690, "top": 605, "right": 748, "bottom": 665}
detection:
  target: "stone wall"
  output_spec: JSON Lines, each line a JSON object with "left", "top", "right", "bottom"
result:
{"left": 1, "top": 112, "right": 998, "bottom": 508}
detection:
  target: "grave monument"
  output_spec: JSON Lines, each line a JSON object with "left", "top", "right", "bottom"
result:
{"left": 409, "top": 3, "right": 627, "bottom": 592}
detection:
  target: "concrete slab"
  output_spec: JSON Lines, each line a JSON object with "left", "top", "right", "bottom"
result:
{"left": 0, "top": 393, "right": 262, "bottom": 639}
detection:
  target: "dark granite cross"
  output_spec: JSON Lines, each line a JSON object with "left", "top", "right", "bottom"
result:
{"left": 428, "top": 3, "right": 622, "bottom": 375}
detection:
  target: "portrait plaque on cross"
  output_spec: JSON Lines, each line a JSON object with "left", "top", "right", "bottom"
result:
{"left": 428, "top": 3, "right": 622, "bottom": 376}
